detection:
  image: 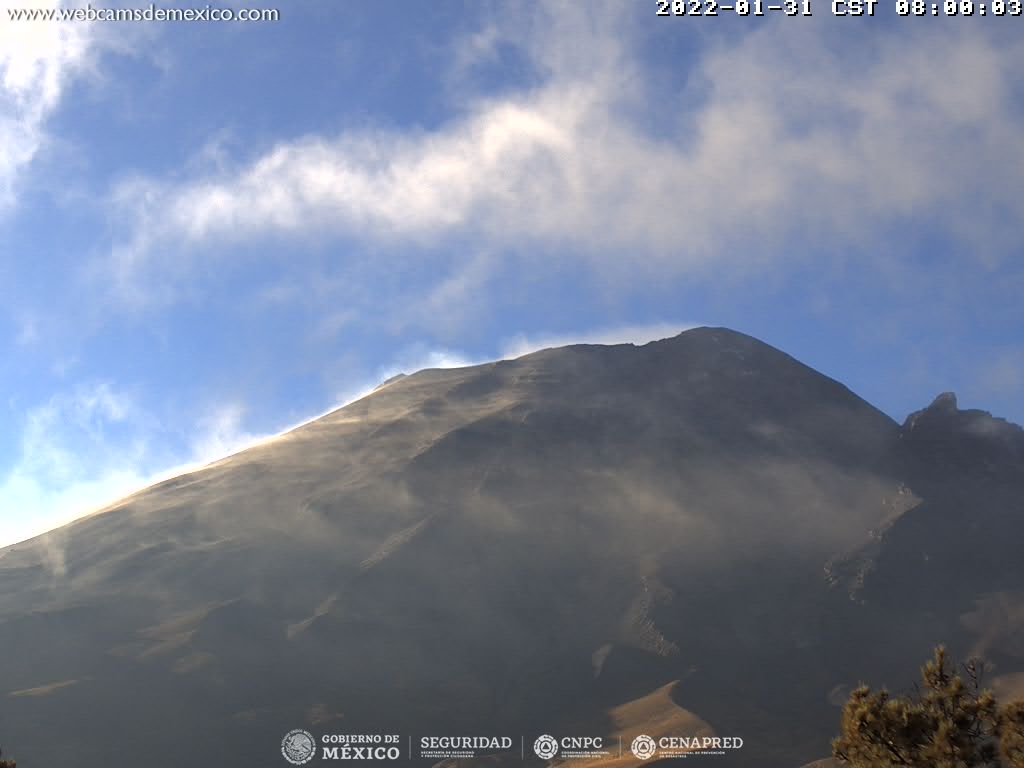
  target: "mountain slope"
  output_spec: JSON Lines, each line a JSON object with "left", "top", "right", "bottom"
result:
{"left": 0, "top": 327, "right": 1020, "bottom": 767}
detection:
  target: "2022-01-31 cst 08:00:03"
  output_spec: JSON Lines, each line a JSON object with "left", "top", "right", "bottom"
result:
{"left": 656, "top": 0, "right": 1021, "bottom": 14}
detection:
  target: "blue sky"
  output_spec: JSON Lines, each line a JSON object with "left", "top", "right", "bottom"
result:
{"left": 0, "top": 1, "right": 1022, "bottom": 545}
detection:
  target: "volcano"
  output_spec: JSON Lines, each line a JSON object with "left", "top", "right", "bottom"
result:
{"left": 2, "top": 327, "right": 1022, "bottom": 767}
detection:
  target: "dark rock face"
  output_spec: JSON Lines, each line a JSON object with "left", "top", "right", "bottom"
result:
{"left": 902, "top": 391, "right": 1024, "bottom": 485}
{"left": 0, "top": 327, "right": 1020, "bottom": 768}
{"left": 850, "top": 390, "right": 1024, "bottom": 617}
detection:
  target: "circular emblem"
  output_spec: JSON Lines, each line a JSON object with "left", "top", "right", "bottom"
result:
{"left": 631, "top": 734, "right": 657, "bottom": 761}
{"left": 281, "top": 729, "right": 316, "bottom": 765}
{"left": 534, "top": 734, "right": 559, "bottom": 760}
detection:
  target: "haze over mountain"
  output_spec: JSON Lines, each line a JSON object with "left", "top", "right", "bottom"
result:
{"left": 1, "top": 327, "right": 1021, "bottom": 767}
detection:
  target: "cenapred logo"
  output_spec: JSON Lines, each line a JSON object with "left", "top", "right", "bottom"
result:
{"left": 630, "top": 733, "right": 744, "bottom": 760}
{"left": 534, "top": 734, "right": 559, "bottom": 760}
{"left": 281, "top": 729, "right": 316, "bottom": 765}
{"left": 630, "top": 734, "right": 657, "bottom": 761}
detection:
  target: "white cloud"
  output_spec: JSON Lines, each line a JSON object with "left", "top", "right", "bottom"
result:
{"left": 449, "top": 22, "right": 503, "bottom": 82}
{"left": 0, "top": 0, "right": 97, "bottom": 207}
{"left": 105, "top": 13, "right": 1024, "bottom": 303}
{"left": 188, "top": 403, "right": 264, "bottom": 462}
{"left": 0, "top": 386, "right": 273, "bottom": 547}
{"left": 371, "top": 345, "right": 485, "bottom": 384}
{"left": 0, "top": 383, "right": 149, "bottom": 546}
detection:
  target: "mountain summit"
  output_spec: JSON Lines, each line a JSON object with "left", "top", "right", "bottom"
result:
{"left": 1, "top": 327, "right": 1021, "bottom": 767}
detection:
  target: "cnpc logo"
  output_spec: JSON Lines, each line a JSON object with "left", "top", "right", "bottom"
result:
{"left": 534, "top": 734, "right": 604, "bottom": 759}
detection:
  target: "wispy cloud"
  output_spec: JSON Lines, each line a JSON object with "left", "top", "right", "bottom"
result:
{"left": 0, "top": 386, "right": 276, "bottom": 546}
{"left": 103, "top": 12, "right": 1024, "bottom": 305}
{"left": 0, "top": 0, "right": 98, "bottom": 207}
{"left": 370, "top": 344, "right": 485, "bottom": 384}
{"left": 0, "top": 383, "right": 150, "bottom": 546}
{"left": 187, "top": 403, "right": 265, "bottom": 463}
